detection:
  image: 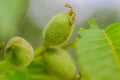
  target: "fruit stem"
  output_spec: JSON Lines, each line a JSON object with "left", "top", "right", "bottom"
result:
{"left": 34, "top": 44, "right": 47, "bottom": 57}
{"left": 62, "top": 42, "right": 76, "bottom": 50}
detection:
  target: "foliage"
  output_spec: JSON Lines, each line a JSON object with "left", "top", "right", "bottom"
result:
{"left": 0, "top": 0, "right": 28, "bottom": 41}
{"left": 76, "top": 19, "right": 120, "bottom": 80}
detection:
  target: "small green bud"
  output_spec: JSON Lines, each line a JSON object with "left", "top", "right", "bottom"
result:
{"left": 4, "top": 37, "right": 34, "bottom": 68}
{"left": 42, "top": 46, "right": 76, "bottom": 80}
{"left": 43, "top": 3, "right": 76, "bottom": 46}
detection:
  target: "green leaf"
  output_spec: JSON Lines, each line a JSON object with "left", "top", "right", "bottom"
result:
{"left": 0, "top": 61, "right": 11, "bottom": 73}
{"left": 0, "top": 57, "right": 58, "bottom": 80}
{"left": 75, "top": 19, "right": 120, "bottom": 80}
{"left": 0, "top": 0, "right": 28, "bottom": 41}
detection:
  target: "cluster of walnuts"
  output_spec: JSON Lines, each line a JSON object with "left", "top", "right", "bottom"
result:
{"left": 4, "top": 3, "right": 77, "bottom": 80}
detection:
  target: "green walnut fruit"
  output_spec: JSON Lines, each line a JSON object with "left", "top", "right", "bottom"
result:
{"left": 43, "top": 3, "right": 76, "bottom": 46}
{"left": 42, "top": 46, "right": 76, "bottom": 80}
{"left": 4, "top": 37, "right": 34, "bottom": 68}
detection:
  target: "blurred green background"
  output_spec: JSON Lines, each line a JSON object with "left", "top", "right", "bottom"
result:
{"left": 0, "top": 0, "right": 120, "bottom": 80}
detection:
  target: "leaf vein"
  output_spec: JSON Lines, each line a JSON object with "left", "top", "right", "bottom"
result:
{"left": 103, "top": 30, "right": 120, "bottom": 67}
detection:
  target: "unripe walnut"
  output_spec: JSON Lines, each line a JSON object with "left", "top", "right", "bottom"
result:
{"left": 4, "top": 37, "right": 34, "bottom": 68}
{"left": 42, "top": 46, "right": 76, "bottom": 80}
{"left": 43, "top": 3, "right": 76, "bottom": 46}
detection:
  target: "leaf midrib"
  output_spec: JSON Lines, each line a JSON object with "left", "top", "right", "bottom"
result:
{"left": 103, "top": 30, "right": 120, "bottom": 67}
